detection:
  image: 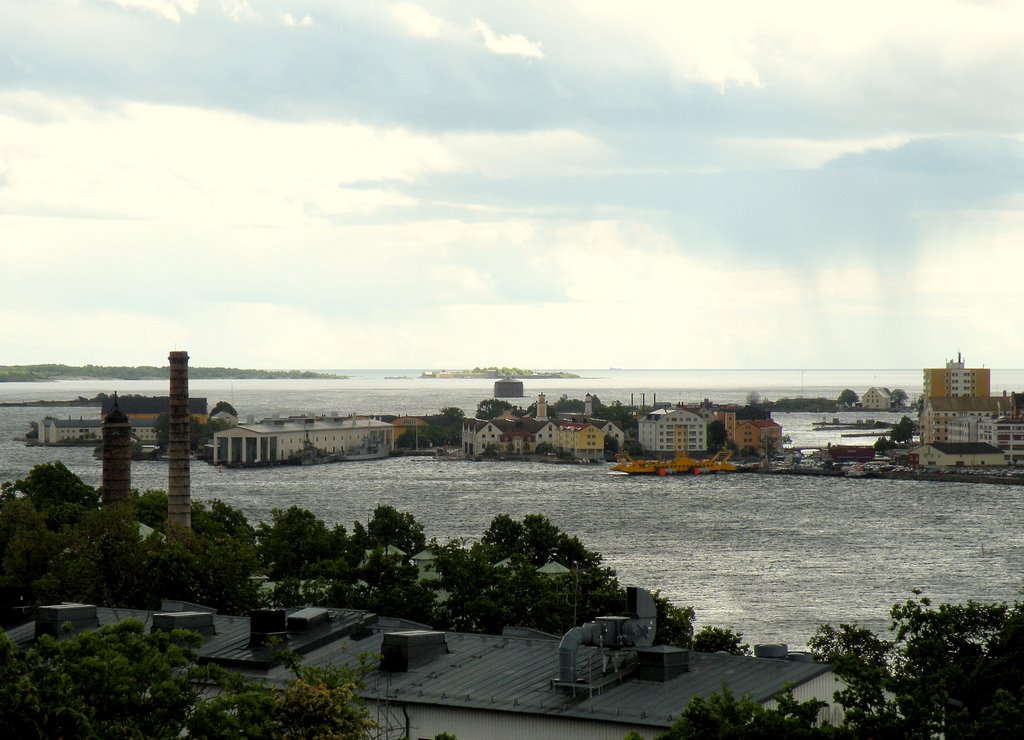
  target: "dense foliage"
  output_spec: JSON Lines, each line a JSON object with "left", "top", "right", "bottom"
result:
{"left": 0, "top": 621, "right": 372, "bottom": 738}
{"left": 0, "top": 463, "right": 694, "bottom": 645}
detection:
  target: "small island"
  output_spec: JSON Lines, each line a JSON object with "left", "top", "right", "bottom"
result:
{"left": 0, "top": 364, "right": 346, "bottom": 383}
{"left": 421, "top": 366, "right": 580, "bottom": 379}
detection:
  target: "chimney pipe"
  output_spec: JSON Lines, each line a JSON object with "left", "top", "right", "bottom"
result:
{"left": 101, "top": 393, "right": 132, "bottom": 505}
{"left": 168, "top": 351, "right": 191, "bottom": 529}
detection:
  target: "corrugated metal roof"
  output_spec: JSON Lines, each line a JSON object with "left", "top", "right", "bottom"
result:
{"left": 4, "top": 606, "right": 831, "bottom": 731}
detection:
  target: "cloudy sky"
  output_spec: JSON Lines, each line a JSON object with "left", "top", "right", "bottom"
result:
{"left": 2, "top": 0, "right": 1022, "bottom": 370}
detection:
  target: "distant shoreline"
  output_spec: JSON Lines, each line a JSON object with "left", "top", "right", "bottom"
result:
{"left": 0, "top": 365, "right": 347, "bottom": 383}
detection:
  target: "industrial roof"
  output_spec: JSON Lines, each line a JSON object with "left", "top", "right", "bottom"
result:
{"left": 101, "top": 396, "right": 208, "bottom": 415}
{"left": 3, "top": 605, "right": 832, "bottom": 732}
{"left": 226, "top": 418, "right": 394, "bottom": 435}
{"left": 921, "top": 442, "right": 1005, "bottom": 456}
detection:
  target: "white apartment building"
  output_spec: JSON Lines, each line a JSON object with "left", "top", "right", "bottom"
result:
{"left": 637, "top": 407, "right": 707, "bottom": 455}
{"left": 978, "top": 417, "right": 1024, "bottom": 466}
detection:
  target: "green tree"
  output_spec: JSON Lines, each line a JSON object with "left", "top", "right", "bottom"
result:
{"left": 0, "top": 621, "right": 209, "bottom": 739}
{"left": 890, "top": 389, "right": 908, "bottom": 408}
{"left": 837, "top": 389, "right": 859, "bottom": 407}
{"left": 475, "top": 398, "right": 513, "bottom": 420}
{"left": 0, "top": 460, "right": 99, "bottom": 528}
{"left": 890, "top": 416, "right": 915, "bottom": 444}
{"left": 210, "top": 400, "right": 238, "bottom": 417}
{"left": 30, "top": 504, "right": 151, "bottom": 608}
{"left": 707, "top": 420, "right": 727, "bottom": 451}
{"left": 256, "top": 506, "right": 344, "bottom": 580}
{"left": 367, "top": 504, "right": 426, "bottom": 555}
{"left": 600, "top": 400, "right": 638, "bottom": 434}
{"left": 652, "top": 685, "right": 832, "bottom": 739}
{"left": 693, "top": 626, "right": 751, "bottom": 656}
{"left": 653, "top": 591, "right": 695, "bottom": 648}
{"left": 439, "top": 406, "right": 465, "bottom": 424}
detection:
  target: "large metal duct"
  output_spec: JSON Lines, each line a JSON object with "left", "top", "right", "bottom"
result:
{"left": 557, "top": 586, "right": 657, "bottom": 684}
{"left": 167, "top": 350, "right": 191, "bottom": 529}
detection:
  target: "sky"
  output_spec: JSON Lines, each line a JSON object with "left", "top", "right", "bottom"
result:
{"left": 2, "top": 0, "right": 1023, "bottom": 370}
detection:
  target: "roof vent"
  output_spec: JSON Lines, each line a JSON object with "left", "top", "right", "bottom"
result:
{"left": 160, "top": 599, "right": 217, "bottom": 614}
{"left": 635, "top": 645, "right": 689, "bottom": 682}
{"left": 152, "top": 611, "right": 216, "bottom": 637}
{"left": 754, "top": 643, "right": 789, "bottom": 660}
{"left": 35, "top": 604, "right": 98, "bottom": 641}
{"left": 249, "top": 608, "right": 288, "bottom": 647}
{"left": 380, "top": 630, "right": 447, "bottom": 672}
{"left": 287, "top": 607, "right": 330, "bottom": 632}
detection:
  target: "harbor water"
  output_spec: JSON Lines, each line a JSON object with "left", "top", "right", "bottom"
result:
{"left": 2, "top": 368, "right": 1023, "bottom": 648}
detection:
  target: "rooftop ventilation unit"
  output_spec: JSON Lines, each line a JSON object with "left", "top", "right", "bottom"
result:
{"left": 287, "top": 607, "right": 331, "bottom": 632}
{"left": 554, "top": 586, "right": 656, "bottom": 690}
{"left": 380, "top": 630, "right": 447, "bottom": 672}
{"left": 635, "top": 645, "right": 690, "bottom": 682}
{"left": 152, "top": 611, "right": 216, "bottom": 637}
{"left": 754, "top": 643, "right": 789, "bottom": 660}
{"left": 249, "top": 608, "right": 288, "bottom": 647}
{"left": 35, "top": 604, "right": 98, "bottom": 641}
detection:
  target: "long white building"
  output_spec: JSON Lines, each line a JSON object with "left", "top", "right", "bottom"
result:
{"left": 213, "top": 415, "right": 393, "bottom": 465}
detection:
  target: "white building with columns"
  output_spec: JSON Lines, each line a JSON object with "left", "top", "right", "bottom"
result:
{"left": 213, "top": 416, "right": 393, "bottom": 465}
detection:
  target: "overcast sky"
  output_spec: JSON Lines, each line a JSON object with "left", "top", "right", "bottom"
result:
{"left": 2, "top": 1, "right": 1022, "bottom": 370}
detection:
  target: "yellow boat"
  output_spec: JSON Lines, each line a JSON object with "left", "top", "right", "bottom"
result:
{"left": 609, "top": 450, "right": 737, "bottom": 476}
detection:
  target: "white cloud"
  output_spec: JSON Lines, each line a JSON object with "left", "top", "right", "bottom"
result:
{"left": 472, "top": 19, "right": 544, "bottom": 59}
{"left": 390, "top": 2, "right": 444, "bottom": 38}
{"left": 283, "top": 13, "right": 313, "bottom": 27}
{"left": 104, "top": 0, "right": 197, "bottom": 23}
{"left": 221, "top": 0, "right": 252, "bottom": 23}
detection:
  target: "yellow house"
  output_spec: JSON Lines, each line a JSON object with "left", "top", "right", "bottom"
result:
{"left": 556, "top": 422, "right": 604, "bottom": 461}
{"left": 734, "top": 419, "right": 783, "bottom": 456}
{"left": 100, "top": 396, "right": 209, "bottom": 424}
{"left": 390, "top": 416, "right": 429, "bottom": 442}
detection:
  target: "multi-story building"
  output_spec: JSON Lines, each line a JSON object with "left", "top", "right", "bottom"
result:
{"left": 861, "top": 387, "right": 892, "bottom": 410}
{"left": 555, "top": 421, "right": 605, "bottom": 461}
{"left": 922, "top": 354, "right": 990, "bottom": 399}
{"left": 462, "top": 417, "right": 560, "bottom": 456}
{"left": 978, "top": 416, "right": 1024, "bottom": 466}
{"left": 734, "top": 418, "right": 783, "bottom": 457}
{"left": 36, "top": 416, "right": 158, "bottom": 445}
{"left": 637, "top": 407, "right": 707, "bottom": 455}
{"left": 919, "top": 396, "right": 1010, "bottom": 445}
{"left": 37, "top": 417, "right": 103, "bottom": 444}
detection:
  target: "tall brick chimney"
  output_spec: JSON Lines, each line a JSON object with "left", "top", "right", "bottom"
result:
{"left": 167, "top": 350, "right": 191, "bottom": 529}
{"left": 101, "top": 393, "right": 132, "bottom": 505}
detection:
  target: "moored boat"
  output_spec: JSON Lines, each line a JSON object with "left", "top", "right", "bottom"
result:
{"left": 609, "top": 450, "right": 737, "bottom": 476}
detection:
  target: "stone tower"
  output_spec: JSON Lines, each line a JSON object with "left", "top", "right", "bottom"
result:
{"left": 101, "top": 393, "right": 132, "bottom": 505}
{"left": 536, "top": 393, "right": 548, "bottom": 421}
{"left": 167, "top": 350, "right": 191, "bottom": 528}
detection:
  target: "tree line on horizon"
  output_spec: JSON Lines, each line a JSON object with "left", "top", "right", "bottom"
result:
{"left": 0, "top": 364, "right": 343, "bottom": 382}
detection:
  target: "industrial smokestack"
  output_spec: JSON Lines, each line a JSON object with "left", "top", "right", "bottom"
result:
{"left": 101, "top": 393, "right": 131, "bottom": 505}
{"left": 167, "top": 351, "right": 191, "bottom": 529}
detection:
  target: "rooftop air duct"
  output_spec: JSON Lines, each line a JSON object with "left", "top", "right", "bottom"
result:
{"left": 556, "top": 586, "right": 656, "bottom": 686}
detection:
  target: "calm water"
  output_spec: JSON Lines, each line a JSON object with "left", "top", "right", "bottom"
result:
{"left": 2, "top": 369, "right": 1023, "bottom": 648}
